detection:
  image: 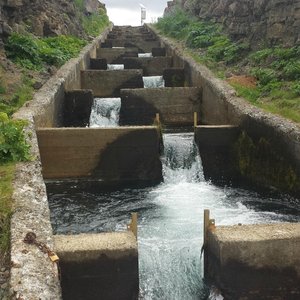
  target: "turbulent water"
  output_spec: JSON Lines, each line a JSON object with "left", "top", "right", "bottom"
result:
{"left": 47, "top": 132, "right": 300, "bottom": 300}
{"left": 89, "top": 97, "right": 121, "bottom": 127}
{"left": 138, "top": 53, "right": 153, "bottom": 58}
{"left": 143, "top": 76, "right": 165, "bottom": 88}
{"left": 107, "top": 64, "right": 124, "bottom": 70}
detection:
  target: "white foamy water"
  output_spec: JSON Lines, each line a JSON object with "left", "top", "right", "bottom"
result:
{"left": 143, "top": 76, "right": 165, "bottom": 88}
{"left": 48, "top": 132, "right": 300, "bottom": 299}
{"left": 89, "top": 98, "right": 121, "bottom": 127}
{"left": 107, "top": 64, "right": 124, "bottom": 70}
{"left": 138, "top": 53, "right": 153, "bottom": 58}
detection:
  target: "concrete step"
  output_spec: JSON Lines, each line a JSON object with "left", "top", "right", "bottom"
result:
{"left": 103, "top": 39, "right": 161, "bottom": 52}
{"left": 123, "top": 56, "right": 173, "bottom": 76}
{"left": 81, "top": 69, "right": 144, "bottom": 97}
{"left": 97, "top": 47, "right": 138, "bottom": 64}
{"left": 37, "top": 127, "right": 162, "bottom": 182}
{"left": 120, "top": 87, "right": 202, "bottom": 126}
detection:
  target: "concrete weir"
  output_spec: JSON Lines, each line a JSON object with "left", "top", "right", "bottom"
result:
{"left": 205, "top": 222, "right": 300, "bottom": 299}
{"left": 54, "top": 232, "right": 138, "bottom": 300}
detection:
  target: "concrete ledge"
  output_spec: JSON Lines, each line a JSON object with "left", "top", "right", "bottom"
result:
{"left": 103, "top": 39, "right": 160, "bottom": 52}
{"left": 54, "top": 232, "right": 138, "bottom": 300}
{"left": 120, "top": 87, "right": 202, "bottom": 126}
{"left": 123, "top": 56, "right": 173, "bottom": 76}
{"left": 206, "top": 223, "right": 300, "bottom": 298}
{"left": 81, "top": 69, "right": 144, "bottom": 97}
{"left": 37, "top": 127, "right": 162, "bottom": 182}
{"left": 97, "top": 47, "right": 138, "bottom": 64}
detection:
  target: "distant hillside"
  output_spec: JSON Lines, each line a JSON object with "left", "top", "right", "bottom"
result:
{"left": 166, "top": 0, "right": 300, "bottom": 48}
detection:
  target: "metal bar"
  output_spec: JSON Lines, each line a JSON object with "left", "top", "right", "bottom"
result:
{"left": 194, "top": 112, "right": 198, "bottom": 128}
{"left": 128, "top": 212, "right": 138, "bottom": 239}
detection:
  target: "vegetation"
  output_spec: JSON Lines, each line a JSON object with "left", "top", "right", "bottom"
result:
{"left": 5, "top": 33, "right": 87, "bottom": 71}
{"left": 156, "top": 9, "right": 300, "bottom": 123}
{"left": 74, "top": 0, "right": 109, "bottom": 37}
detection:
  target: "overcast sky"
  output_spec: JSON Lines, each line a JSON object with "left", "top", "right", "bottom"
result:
{"left": 101, "top": 0, "right": 168, "bottom": 26}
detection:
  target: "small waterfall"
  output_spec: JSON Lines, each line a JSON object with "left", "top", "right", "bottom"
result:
{"left": 89, "top": 98, "right": 121, "bottom": 128}
{"left": 107, "top": 64, "right": 124, "bottom": 70}
{"left": 143, "top": 76, "right": 165, "bottom": 88}
{"left": 162, "top": 133, "right": 204, "bottom": 183}
{"left": 138, "top": 53, "right": 153, "bottom": 58}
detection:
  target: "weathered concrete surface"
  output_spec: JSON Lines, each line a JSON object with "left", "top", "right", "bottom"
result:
{"left": 206, "top": 223, "right": 300, "bottom": 299}
{"left": 36, "top": 127, "right": 162, "bottom": 182}
{"left": 152, "top": 47, "right": 166, "bottom": 57}
{"left": 147, "top": 24, "right": 300, "bottom": 195}
{"left": 81, "top": 69, "right": 144, "bottom": 97}
{"left": 120, "top": 87, "right": 202, "bottom": 126}
{"left": 9, "top": 117, "right": 62, "bottom": 299}
{"left": 123, "top": 57, "right": 173, "bottom": 76}
{"left": 9, "top": 25, "right": 113, "bottom": 299}
{"left": 163, "top": 68, "right": 185, "bottom": 87}
{"left": 54, "top": 232, "right": 138, "bottom": 300}
{"left": 90, "top": 58, "right": 107, "bottom": 70}
{"left": 63, "top": 90, "right": 93, "bottom": 127}
{"left": 103, "top": 39, "right": 161, "bottom": 52}
{"left": 97, "top": 47, "right": 138, "bottom": 64}
{"left": 195, "top": 125, "right": 240, "bottom": 183}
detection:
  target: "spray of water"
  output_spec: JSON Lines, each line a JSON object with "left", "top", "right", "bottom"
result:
{"left": 107, "top": 64, "right": 124, "bottom": 70}
{"left": 89, "top": 98, "right": 121, "bottom": 127}
{"left": 143, "top": 76, "right": 165, "bottom": 88}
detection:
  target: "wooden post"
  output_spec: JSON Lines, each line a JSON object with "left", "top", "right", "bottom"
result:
{"left": 156, "top": 113, "right": 160, "bottom": 125}
{"left": 203, "top": 209, "right": 210, "bottom": 278}
{"left": 194, "top": 112, "right": 198, "bottom": 128}
{"left": 128, "top": 212, "right": 138, "bottom": 239}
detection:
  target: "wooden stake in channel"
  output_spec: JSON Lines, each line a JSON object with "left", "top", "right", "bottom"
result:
{"left": 203, "top": 209, "right": 210, "bottom": 246}
{"left": 194, "top": 112, "right": 198, "bottom": 128}
{"left": 156, "top": 113, "right": 160, "bottom": 125}
{"left": 128, "top": 212, "right": 138, "bottom": 239}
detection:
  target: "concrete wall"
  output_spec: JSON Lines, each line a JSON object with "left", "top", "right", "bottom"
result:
{"left": 123, "top": 57, "right": 173, "bottom": 76}
{"left": 120, "top": 87, "right": 202, "bottom": 126}
{"left": 97, "top": 47, "right": 138, "bottom": 64}
{"left": 206, "top": 222, "right": 300, "bottom": 299}
{"left": 10, "top": 25, "right": 113, "bottom": 299}
{"left": 195, "top": 125, "right": 240, "bottom": 183}
{"left": 81, "top": 69, "right": 144, "bottom": 97}
{"left": 147, "top": 24, "right": 300, "bottom": 195}
{"left": 37, "top": 127, "right": 162, "bottom": 183}
{"left": 54, "top": 232, "right": 138, "bottom": 300}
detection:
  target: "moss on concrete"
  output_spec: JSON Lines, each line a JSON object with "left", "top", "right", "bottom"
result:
{"left": 235, "top": 131, "right": 300, "bottom": 193}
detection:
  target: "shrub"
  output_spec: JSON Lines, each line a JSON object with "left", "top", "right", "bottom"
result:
{"left": 82, "top": 9, "right": 110, "bottom": 37}
{"left": 0, "top": 113, "right": 30, "bottom": 163}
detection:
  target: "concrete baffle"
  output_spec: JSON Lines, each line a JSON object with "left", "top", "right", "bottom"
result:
{"left": 97, "top": 47, "right": 138, "bottom": 64}
{"left": 163, "top": 68, "right": 185, "bottom": 87}
{"left": 206, "top": 222, "right": 300, "bottom": 299}
{"left": 120, "top": 87, "right": 202, "bottom": 126}
{"left": 54, "top": 232, "right": 139, "bottom": 300}
{"left": 63, "top": 90, "right": 94, "bottom": 127}
{"left": 81, "top": 69, "right": 144, "bottom": 97}
{"left": 90, "top": 58, "right": 107, "bottom": 70}
{"left": 195, "top": 125, "right": 240, "bottom": 183}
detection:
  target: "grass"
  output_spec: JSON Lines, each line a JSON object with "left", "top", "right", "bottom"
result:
{"left": 0, "top": 163, "right": 14, "bottom": 261}
{"left": 155, "top": 9, "right": 300, "bottom": 123}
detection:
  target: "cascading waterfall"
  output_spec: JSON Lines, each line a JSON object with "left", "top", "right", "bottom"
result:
{"left": 48, "top": 133, "right": 300, "bottom": 299}
{"left": 89, "top": 98, "right": 121, "bottom": 127}
{"left": 143, "top": 76, "right": 165, "bottom": 88}
{"left": 138, "top": 53, "right": 153, "bottom": 58}
{"left": 107, "top": 64, "right": 124, "bottom": 70}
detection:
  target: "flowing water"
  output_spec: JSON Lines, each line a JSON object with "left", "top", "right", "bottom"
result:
{"left": 89, "top": 98, "right": 121, "bottom": 127}
{"left": 143, "top": 76, "right": 165, "bottom": 88}
{"left": 107, "top": 64, "right": 124, "bottom": 70}
{"left": 47, "top": 133, "right": 300, "bottom": 300}
{"left": 138, "top": 53, "right": 153, "bottom": 58}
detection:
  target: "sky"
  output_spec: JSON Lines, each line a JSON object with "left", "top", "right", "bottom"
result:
{"left": 101, "top": 0, "right": 169, "bottom": 26}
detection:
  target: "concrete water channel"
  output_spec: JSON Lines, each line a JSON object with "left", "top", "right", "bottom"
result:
{"left": 11, "top": 25, "right": 300, "bottom": 299}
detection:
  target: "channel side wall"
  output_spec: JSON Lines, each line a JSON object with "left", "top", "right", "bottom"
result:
{"left": 147, "top": 24, "right": 300, "bottom": 195}
{"left": 206, "top": 223, "right": 300, "bottom": 299}
{"left": 54, "top": 232, "right": 139, "bottom": 300}
{"left": 36, "top": 127, "right": 162, "bottom": 183}
{"left": 10, "top": 25, "right": 113, "bottom": 299}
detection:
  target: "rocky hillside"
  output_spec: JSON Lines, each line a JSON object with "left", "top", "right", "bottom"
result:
{"left": 166, "top": 0, "right": 300, "bottom": 48}
{"left": 0, "top": 0, "right": 106, "bottom": 47}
